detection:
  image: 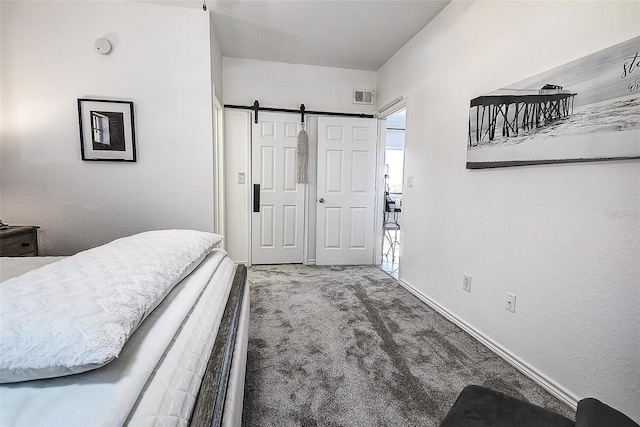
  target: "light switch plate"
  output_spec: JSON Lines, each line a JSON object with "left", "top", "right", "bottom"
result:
{"left": 506, "top": 293, "right": 516, "bottom": 313}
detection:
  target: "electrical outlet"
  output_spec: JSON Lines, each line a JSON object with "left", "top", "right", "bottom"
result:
{"left": 238, "top": 172, "right": 245, "bottom": 184}
{"left": 463, "top": 274, "right": 472, "bottom": 292}
{"left": 506, "top": 293, "right": 516, "bottom": 313}
{"left": 406, "top": 176, "right": 413, "bottom": 187}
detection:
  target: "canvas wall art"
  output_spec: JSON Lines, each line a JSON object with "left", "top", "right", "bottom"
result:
{"left": 467, "top": 37, "right": 640, "bottom": 169}
{"left": 78, "top": 99, "right": 136, "bottom": 162}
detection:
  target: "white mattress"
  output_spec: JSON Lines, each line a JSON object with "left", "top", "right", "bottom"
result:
{"left": 0, "top": 250, "right": 241, "bottom": 426}
{"left": 127, "top": 255, "right": 236, "bottom": 426}
{"left": 0, "top": 256, "right": 63, "bottom": 282}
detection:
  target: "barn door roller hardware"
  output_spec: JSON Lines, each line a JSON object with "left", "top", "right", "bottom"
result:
{"left": 225, "top": 100, "right": 375, "bottom": 124}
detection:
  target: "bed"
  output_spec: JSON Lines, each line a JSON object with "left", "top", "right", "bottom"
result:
{"left": 0, "top": 229, "right": 249, "bottom": 427}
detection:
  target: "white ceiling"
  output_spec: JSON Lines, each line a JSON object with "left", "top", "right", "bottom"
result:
{"left": 147, "top": 0, "right": 450, "bottom": 71}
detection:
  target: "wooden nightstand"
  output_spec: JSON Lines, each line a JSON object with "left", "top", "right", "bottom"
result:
{"left": 0, "top": 226, "right": 40, "bottom": 257}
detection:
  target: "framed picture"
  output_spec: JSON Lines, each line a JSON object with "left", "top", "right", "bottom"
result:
{"left": 78, "top": 98, "right": 136, "bottom": 162}
{"left": 466, "top": 36, "right": 640, "bottom": 169}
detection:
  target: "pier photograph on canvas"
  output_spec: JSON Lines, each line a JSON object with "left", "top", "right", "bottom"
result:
{"left": 467, "top": 37, "right": 640, "bottom": 169}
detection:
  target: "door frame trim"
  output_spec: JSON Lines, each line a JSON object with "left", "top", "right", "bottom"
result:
{"left": 374, "top": 118, "right": 385, "bottom": 266}
{"left": 213, "top": 98, "right": 226, "bottom": 247}
{"left": 246, "top": 112, "right": 253, "bottom": 266}
{"left": 377, "top": 100, "right": 407, "bottom": 275}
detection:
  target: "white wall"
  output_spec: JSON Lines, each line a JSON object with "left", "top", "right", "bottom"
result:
{"left": 224, "top": 110, "right": 251, "bottom": 263}
{"left": 223, "top": 58, "right": 377, "bottom": 113}
{"left": 0, "top": 1, "right": 215, "bottom": 255}
{"left": 223, "top": 58, "right": 376, "bottom": 262}
{"left": 209, "top": 15, "right": 224, "bottom": 241}
{"left": 0, "top": 1, "right": 3, "bottom": 134}
{"left": 377, "top": 0, "right": 639, "bottom": 421}
{"left": 210, "top": 17, "right": 224, "bottom": 102}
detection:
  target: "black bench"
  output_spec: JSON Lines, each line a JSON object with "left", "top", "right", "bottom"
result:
{"left": 440, "top": 385, "right": 638, "bottom": 427}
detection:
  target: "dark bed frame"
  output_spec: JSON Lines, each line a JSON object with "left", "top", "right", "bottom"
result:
{"left": 190, "top": 264, "right": 248, "bottom": 427}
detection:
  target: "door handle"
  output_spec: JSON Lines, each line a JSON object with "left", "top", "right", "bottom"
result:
{"left": 318, "top": 198, "right": 325, "bottom": 203}
{"left": 253, "top": 184, "right": 261, "bottom": 212}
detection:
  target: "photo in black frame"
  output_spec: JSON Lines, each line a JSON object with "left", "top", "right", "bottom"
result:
{"left": 78, "top": 99, "right": 136, "bottom": 162}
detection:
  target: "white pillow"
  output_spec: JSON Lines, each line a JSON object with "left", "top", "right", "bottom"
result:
{"left": 0, "top": 229, "right": 223, "bottom": 383}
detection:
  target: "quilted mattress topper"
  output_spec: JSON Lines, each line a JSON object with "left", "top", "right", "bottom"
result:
{"left": 0, "top": 229, "right": 223, "bottom": 383}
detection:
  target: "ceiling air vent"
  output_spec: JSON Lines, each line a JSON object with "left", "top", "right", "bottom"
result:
{"left": 353, "top": 89, "right": 374, "bottom": 105}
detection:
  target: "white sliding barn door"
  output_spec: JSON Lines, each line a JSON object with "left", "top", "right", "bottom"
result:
{"left": 316, "top": 117, "right": 378, "bottom": 265}
{"left": 251, "top": 113, "right": 304, "bottom": 264}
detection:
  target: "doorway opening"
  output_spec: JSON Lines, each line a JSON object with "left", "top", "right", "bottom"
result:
{"left": 381, "top": 109, "right": 405, "bottom": 279}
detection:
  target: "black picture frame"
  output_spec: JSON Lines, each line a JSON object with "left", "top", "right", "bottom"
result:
{"left": 78, "top": 98, "right": 136, "bottom": 162}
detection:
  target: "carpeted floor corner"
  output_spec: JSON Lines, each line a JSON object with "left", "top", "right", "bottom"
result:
{"left": 242, "top": 265, "right": 574, "bottom": 426}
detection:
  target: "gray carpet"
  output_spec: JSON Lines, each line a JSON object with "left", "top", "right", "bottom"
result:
{"left": 242, "top": 265, "right": 574, "bottom": 426}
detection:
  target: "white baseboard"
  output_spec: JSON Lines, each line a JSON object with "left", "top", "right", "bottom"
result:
{"left": 306, "top": 259, "right": 317, "bottom": 265}
{"left": 398, "top": 279, "right": 579, "bottom": 411}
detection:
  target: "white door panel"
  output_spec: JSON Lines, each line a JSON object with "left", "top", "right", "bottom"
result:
{"left": 252, "top": 113, "right": 304, "bottom": 264}
{"left": 316, "top": 117, "right": 377, "bottom": 265}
